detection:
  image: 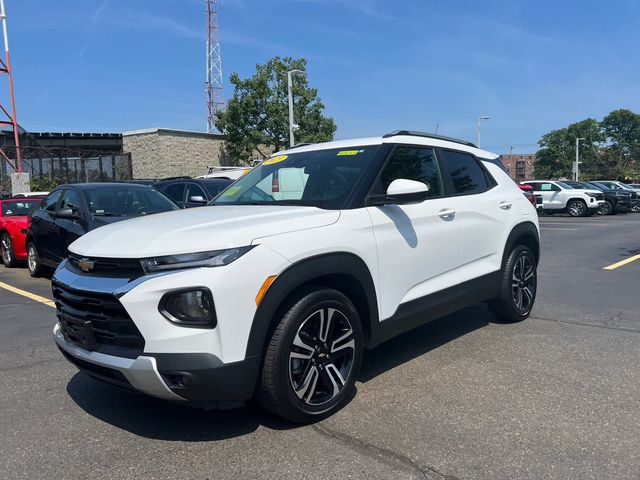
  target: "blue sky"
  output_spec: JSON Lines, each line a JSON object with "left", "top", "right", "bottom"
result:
{"left": 4, "top": 0, "right": 640, "bottom": 153}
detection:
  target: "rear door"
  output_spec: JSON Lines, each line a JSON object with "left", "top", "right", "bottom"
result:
{"left": 366, "top": 145, "right": 461, "bottom": 320}
{"left": 438, "top": 149, "right": 513, "bottom": 279}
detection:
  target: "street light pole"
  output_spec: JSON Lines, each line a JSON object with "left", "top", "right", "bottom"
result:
{"left": 575, "top": 137, "right": 585, "bottom": 181}
{"left": 476, "top": 116, "right": 490, "bottom": 148}
{"left": 287, "top": 69, "right": 305, "bottom": 148}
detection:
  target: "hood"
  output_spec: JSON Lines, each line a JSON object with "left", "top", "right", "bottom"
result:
{"left": 70, "top": 205, "right": 340, "bottom": 258}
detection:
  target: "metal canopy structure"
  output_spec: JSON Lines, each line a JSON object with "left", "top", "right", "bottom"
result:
{"left": 205, "top": 0, "right": 224, "bottom": 133}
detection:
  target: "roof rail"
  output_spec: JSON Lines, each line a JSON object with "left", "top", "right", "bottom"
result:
{"left": 383, "top": 130, "right": 477, "bottom": 148}
{"left": 159, "top": 176, "right": 192, "bottom": 181}
{"left": 288, "top": 143, "right": 313, "bottom": 149}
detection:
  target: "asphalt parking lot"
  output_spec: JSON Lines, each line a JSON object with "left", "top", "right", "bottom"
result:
{"left": 1, "top": 214, "right": 639, "bottom": 480}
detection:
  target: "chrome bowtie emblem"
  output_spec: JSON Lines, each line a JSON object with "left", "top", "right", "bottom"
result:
{"left": 78, "top": 258, "right": 95, "bottom": 273}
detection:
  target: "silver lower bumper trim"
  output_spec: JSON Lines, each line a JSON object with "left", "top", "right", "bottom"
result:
{"left": 54, "top": 323, "right": 184, "bottom": 401}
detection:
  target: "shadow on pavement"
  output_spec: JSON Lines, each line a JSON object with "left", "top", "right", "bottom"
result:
{"left": 66, "top": 304, "right": 493, "bottom": 440}
{"left": 359, "top": 304, "right": 491, "bottom": 382}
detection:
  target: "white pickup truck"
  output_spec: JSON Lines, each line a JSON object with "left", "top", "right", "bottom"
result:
{"left": 521, "top": 180, "right": 605, "bottom": 216}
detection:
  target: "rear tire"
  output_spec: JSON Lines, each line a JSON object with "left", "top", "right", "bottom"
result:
{"left": 489, "top": 245, "right": 537, "bottom": 323}
{"left": 567, "top": 199, "right": 588, "bottom": 217}
{"left": 27, "top": 242, "right": 44, "bottom": 277}
{"left": 1, "top": 233, "right": 17, "bottom": 267}
{"left": 257, "top": 288, "right": 363, "bottom": 423}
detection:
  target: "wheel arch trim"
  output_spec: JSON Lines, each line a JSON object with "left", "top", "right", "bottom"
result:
{"left": 244, "top": 252, "right": 379, "bottom": 359}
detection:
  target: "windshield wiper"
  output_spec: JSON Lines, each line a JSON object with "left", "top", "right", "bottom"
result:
{"left": 92, "top": 211, "right": 126, "bottom": 217}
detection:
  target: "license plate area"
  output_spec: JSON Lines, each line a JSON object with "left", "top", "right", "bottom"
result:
{"left": 60, "top": 314, "right": 97, "bottom": 351}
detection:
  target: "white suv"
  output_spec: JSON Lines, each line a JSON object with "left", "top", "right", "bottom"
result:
{"left": 52, "top": 131, "right": 540, "bottom": 422}
{"left": 521, "top": 180, "right": 605, "bottom": 216}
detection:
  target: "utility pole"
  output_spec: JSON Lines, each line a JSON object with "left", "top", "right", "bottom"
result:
{"left": 574, "top": 137, "right": 585, "bottom": 181}
{"left": 476, "top": 116, "right": 490, "bottom": 148}
{"left": 509, "top": 145, "right": 514, "bottom": 178}
{"left": 287, "top": 69, "right": 304, "bottom": 147}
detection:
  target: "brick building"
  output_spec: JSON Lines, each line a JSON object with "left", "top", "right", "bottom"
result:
{"left": 499, "top": 153, "right": 537, "bottom": 181}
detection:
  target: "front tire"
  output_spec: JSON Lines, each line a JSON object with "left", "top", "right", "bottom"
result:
{"left": 489, "top": 245, "right": 537, "bottom": 323}
{"left": 1, "top": 233, "right": 17, "bottom": 267}
{"left": 257, "top": 288, "right": 364, "bottom": 423}
{"left": 27, "top": 242, "right": 44, "bottom": 277}
{"left": 598, "top": 200, "right": 614, "bottom": 215}
{"left": 567, "top": 199, "right": 588, "bottom": 217}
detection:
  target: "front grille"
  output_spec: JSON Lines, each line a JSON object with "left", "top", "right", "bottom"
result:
{"left": 53, "top": 281, "right": 145, "bottom": 359}
{"left": 595, "top": 193, "right": 604, "bottom": 201}
{"left": 68, "top": 253, "right": 145, "bottom": 279}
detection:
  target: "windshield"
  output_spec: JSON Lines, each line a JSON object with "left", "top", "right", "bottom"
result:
{"left": 557, "top": 182, "right": 574, "bottom": 189}
{"left": 83, "top": 187, "right": 179, "bottom": 216}
{"left": 203, "top": 179, "right": 233, "bottom": 197}
{"left": 1, "top": 199, "right": 41, "bottom": 216}
{"left": 584, "top": 182, "right": 604, "bottom": 191}
{"left": 212, "top": 145, "right": 380, "bottom": 209}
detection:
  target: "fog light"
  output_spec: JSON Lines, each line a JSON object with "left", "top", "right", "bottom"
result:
{"left": 159, "top": 288, "right": 216, "bottom": 328}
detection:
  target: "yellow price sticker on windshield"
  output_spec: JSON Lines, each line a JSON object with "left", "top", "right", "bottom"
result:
{"left": 263, "top": 155, "right": 288, "bottom": 165}
{"left": 337, "top": 150, "right": 363, "bottom": 156}
{"left": 221, "top": 186, "right": 240, "bottom": 196}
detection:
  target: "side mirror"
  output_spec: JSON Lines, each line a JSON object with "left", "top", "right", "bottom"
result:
{"left": 367, "top": 179, "right": 429, "bottom": 206}
{"left": 189, "top": 195, "right": 207, "bottom": 203}
{"left": 55, "top": 207, "right": 78, "bottom": 219}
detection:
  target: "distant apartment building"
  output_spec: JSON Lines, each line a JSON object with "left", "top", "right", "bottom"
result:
{"left": 499, "top": 153, "right": 537, "bottom": 181}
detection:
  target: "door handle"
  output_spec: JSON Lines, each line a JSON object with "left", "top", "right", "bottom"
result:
{"left": 499, "top": 201, "right": 512, "bottom": 210}
{"left": 438, "top": 208, "right": 456, "bottom": 219}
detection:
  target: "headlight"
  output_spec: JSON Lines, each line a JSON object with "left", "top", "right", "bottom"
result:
{"left": 159, "top": 288, "right": 216, "bottom": 328}
{"left": 140, "top": 246, "right": 254, "bottom": 273}
{"left": 586, "top": 192, "right": 598, "bottom": 197}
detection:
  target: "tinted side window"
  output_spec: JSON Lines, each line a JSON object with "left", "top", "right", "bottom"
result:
{"left": 186, "top": 183, "right": 207, "bottom": 200}
{"left": 42, "top": 190, "right": 63, "bottom": 212}
{"left": 162, "top": 183, "right": 186, "bottom": 202}
{"left": 60, "top": 189, "right": 82, "bottom": 214}
{"left": 374, "top": 146, "right": 442, "bottom": 197}
{"left": 442, "top": 150, "right": 489, "bottom": 195}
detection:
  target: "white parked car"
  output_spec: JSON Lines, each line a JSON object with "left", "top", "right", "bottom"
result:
{"left": 198, "top": 165, "right": 253, "bottom": 180}
{"left": 52, "top": 130, "right": 540, "bottom": 422}
{"left": 521, "top": 180, "right": 605, "bottom": 216}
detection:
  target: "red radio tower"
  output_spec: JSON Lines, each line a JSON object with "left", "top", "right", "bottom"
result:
{"left": 0, "top": 0, "right": 21, "bottom": 172}
{"left": 205, "top": 0, "right": 224, "bottom": 133}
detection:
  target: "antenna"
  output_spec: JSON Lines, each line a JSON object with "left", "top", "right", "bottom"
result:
{"left": 0, "top": 0, "right": 21, "bottom": 172}
{"left": 205, "top": 0, "right": 224, "bottom": 133}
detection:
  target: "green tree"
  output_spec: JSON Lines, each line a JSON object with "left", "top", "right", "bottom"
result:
{"left": 601, "top": 109, "right": 640, "bottom": 176}
{"left": 215, "top": 56, "right": 337, "bottom": 164}
{"left": 535, "top": 118, "right": 603, "bottom": 179}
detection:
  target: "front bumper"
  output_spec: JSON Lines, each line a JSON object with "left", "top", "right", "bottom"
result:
{"left": 55, "top": 323, "right": 260, "bottom": 407}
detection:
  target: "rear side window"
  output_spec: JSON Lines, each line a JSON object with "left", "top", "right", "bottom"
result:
{"left": 373, "top": 146, "right": 443, "bottom": 197}
{"left": 441, "top": 150, "right": 490, "bottom": 195}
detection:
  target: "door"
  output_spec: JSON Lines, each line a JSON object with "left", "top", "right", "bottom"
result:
{"left": 537, "top": 182, "right": 562, "bottom": 209}
{"left": 366, "top": 145, "right": 461, "bottom": 320}
{"left": 51, "top": 189, "right": 87, "bottom": 262}
{"left": 30, "top": 189, "right": 63, "bottom": 263}
{"left": 439, "top": 149, "right": 514, "bottom": 278}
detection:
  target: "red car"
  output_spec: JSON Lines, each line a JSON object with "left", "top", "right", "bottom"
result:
{"left": 0, "top": 197, "right": 42, "bottom": 267}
